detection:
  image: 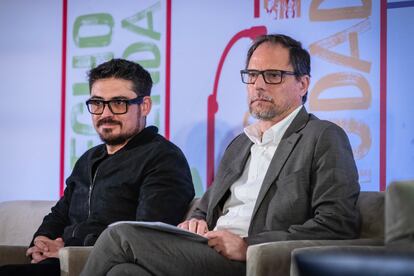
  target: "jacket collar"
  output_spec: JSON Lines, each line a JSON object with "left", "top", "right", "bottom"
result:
{"left": 88, "top": 125, "right": 158, "bottom": 171}
{"left": 281, "top": 106, "right": 309, "bottom": 140}
{"left": 121, "top": 126, "right": 158, "bottom": 152}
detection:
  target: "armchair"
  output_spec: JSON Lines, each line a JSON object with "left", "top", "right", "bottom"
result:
{"left": 246, "top": 191, "right": 385, "bottom": 276}
{"left": 0, "top": 198, "right": 201, "bottom": 276}
{"left": 290, "top": 181, "right": 414, "bottom": 276}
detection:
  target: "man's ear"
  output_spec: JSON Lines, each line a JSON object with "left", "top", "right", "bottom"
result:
{"left": 299, "top": 75, "right": 310, "bottom": 97}
{"left": 140, "top": 96, "right": 152, "bottom": 116}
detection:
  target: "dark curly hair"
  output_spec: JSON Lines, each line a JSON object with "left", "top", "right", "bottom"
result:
{"left": 88, "top": 58, "right": 152, "bottom": 97}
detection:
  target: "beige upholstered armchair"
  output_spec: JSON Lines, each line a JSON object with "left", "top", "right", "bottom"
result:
{"left": 288, "top": 181, "right": 414, "bottom": 276}
{"left": 246, "top": 191, "right": 385, "bottom": 276}
{"left": 0, "top": 199, "right": 201, "bottom": 276}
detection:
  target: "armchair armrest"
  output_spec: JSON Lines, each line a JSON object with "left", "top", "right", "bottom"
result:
{"left": 58, "top": 246, "right": 93, "bottom": 276}
{"left": 0, "top": 245, "right": 30, "bottom": 266}
{"left": 246, "top": 239, "right": 384, "bottom": 276}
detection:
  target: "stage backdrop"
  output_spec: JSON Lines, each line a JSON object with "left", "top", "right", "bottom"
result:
{"left": 1, "top": 0, "right": 413, "bottom": 201}
{"left": 63, "top": 0, "right": 382, "bottom": 197}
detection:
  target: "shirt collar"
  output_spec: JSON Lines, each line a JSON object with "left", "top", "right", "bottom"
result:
{"left": 244, "top": 105, "right": 303, "bottom": 146}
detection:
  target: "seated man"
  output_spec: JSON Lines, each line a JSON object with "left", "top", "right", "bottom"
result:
{"left": 0, "top": 59, "right": 195, "bottom": 276}
{"left": 80, "top": 34, "right": 360, "bottom": 276}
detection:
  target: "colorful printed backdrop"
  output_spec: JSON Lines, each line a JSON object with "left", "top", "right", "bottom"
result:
{"left": 63, "top": 0, "right": 383, "bottom": 196}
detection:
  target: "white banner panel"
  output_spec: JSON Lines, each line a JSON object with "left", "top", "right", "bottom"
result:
{"left": 170, "top": 0, "right": 382, "bottom": 194}
{"left": 63, "top": 0, "right": 168, "bottom": 194}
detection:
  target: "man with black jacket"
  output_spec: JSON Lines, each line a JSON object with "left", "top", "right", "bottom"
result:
{"left": 0, "top": 59, "right": 195, "bottom": 276}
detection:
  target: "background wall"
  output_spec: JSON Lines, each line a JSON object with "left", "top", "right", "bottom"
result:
{"left": 0, "top": 0, "right": 62, "bottom": 200}
{"left": 0, "top": 0, "right": 413, "bottom": 202}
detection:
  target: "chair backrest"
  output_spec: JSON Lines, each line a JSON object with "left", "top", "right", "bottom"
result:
{"left": 385, "top": 181, "right": 414, "bottom": 246}
{"left": 0, "top": 200, "right": 55, "bottom": 246}
{"left": 357, "top": 191, "right": 384, "bottom": 239}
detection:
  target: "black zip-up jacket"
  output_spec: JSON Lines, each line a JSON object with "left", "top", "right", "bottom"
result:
{"left": 32, "top": 126, "right": 195, "bottom": 246}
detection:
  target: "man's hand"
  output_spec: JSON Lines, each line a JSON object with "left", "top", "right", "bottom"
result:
{"left": 26, "top": 236, "right": 64, "bottom": 263}
{"left": 205, "top": 230, "right": 248, "bottom": 261}
{"left": 26, "top": 244, "right": 47, "bottom": 264}
{"left": 177, "top": 218, "right": 209, "bottom": 235}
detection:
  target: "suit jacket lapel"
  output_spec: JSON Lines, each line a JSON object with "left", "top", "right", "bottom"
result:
{"left": 209, "top": 135, "right": 253, "bottom": 213}
{"left": 251, "top": 107, "right": 310, "bottom": 219}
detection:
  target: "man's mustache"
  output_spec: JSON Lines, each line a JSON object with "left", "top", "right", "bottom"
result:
{"left": 97, "top": 118, "right": 122, "bottom": 127}
{"left": 250, "top": 95, "right": 274, "bottom": 104}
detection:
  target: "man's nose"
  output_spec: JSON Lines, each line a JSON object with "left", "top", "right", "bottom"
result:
{"left": 253, "top": 73, "right": 267, "bottom": 88}
{"left": 100, "top": 104, "right": 114, "bottom": 117}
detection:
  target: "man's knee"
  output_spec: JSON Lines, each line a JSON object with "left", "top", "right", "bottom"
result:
{"left": 105, "top": 224, "right": 143, "bottom": 242}
{"left": 99, "top": 223, "right": 153, "bottom": 254}
{"left": 99, "top": 224, "right": 134, "bottom": 244}
{"left": 106, "top": 223, "right": 159, "bottom": 242}
{"left": 107, "top": 263, "right": 151, "bottom": 276}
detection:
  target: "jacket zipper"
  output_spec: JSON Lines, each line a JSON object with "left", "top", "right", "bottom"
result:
{"left": 88, "top": 167, "right": 99, "bottom": 218}
{"left": 72, "top": 163, "right": 100, "bottom": 239}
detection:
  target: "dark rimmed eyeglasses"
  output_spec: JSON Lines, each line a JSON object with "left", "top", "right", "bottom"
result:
{"left": 240, "top": 69, "right": 296, "bottom": 84}
{"left": 85, "top": 96, "right": 144, "bottom": 115}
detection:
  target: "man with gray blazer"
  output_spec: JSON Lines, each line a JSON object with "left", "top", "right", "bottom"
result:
{"left": 81, "top": 34, "right": 360, "bottom": 276}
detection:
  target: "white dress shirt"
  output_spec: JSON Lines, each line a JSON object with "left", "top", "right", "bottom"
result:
{"left": 214, "top": 106, "right": 302, "bottom": 237}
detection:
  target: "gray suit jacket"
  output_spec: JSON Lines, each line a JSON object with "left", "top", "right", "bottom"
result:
{"left": 191, "top": 107, "right": 360, "bottom": 245}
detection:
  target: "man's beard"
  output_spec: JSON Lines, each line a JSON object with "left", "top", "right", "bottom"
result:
{"left": 249, "top": 95, "right": 278, "bottom": 121}
{"left": 96, "top": 118, "right": 139, "bottom": 146}
{"left": 99, "top": 129, "right": 139, "bottom": 146}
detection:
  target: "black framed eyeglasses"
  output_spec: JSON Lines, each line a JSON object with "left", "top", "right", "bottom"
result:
{"left": 240, "top": 69, "right": 296, "bottom": 84}
{"left": 85, "top": 96, "right": 144, "bottom": 115}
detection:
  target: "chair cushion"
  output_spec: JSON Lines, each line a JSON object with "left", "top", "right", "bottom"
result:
{"left": 386, "top": 181, "right": 414, "bottom": 248}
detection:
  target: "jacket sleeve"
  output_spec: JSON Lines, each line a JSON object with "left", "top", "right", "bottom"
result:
{"left": 30, "top": 183, "right": 73, "bottom": 246}
{"left": 246, "top": 124, "right": 361, "bottom": 245}
{"left": 62, "top": 219, "right": 107, "bottom": 246}
{"left": 189, "top": 187, "right": 212, "bottom": 220}
{"left": 135, "top": 144, "right": 195, "bottom": 226}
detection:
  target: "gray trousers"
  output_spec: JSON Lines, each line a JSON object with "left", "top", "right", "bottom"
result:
{"left": 80, "top": 224, "right": 246, "bottom": 276}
